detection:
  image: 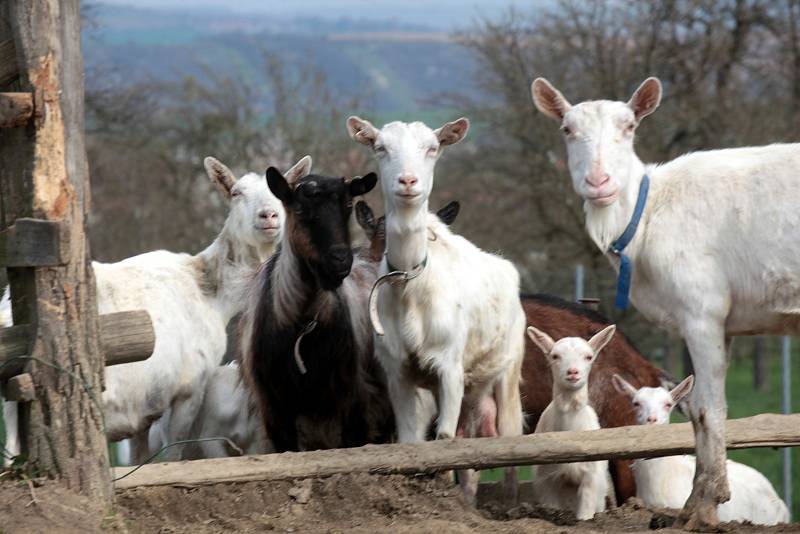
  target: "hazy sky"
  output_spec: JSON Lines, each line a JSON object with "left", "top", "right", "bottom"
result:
{"left": 96, "top": 0, "right": 533, "bottom": 30}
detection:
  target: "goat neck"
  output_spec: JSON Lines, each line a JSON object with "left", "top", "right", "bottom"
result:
{"left": 584, "top": 157, "right": 649, "bottom": 253}
{"left": 384, "top": 199, "right": 430, "bottom": 272}
{"left": 551, "top": 384, "right": 589, "bottom": 414}
{"left": 197, "top": 221, "right": 276, "bottom": 324}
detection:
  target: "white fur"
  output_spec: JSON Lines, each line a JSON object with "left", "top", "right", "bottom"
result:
{"left": 532, "top": 77, "right": 800, "bottom": 522}
{"left": 2, "top": 158, "right": 305, "bottom": 465}
{"left": 347, "top": 117, "right": 525, "bottom": 447}
{"left": 614, "top": 376, "right": 789, "bottom": 525}
{"left": 1, "top": 290, "right": 19, "bottom": 467}
{"left": 527, "top": 325, "right": 615, "bottom": 520}
{"left": 181, "top": 362, "right": 272, "bottom": 459}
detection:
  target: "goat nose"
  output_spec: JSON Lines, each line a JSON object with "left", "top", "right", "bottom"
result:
{"left": 586, "top": 172, "right": 611, "bottom": 188}
{"left": 647, "top": 416, "right": 657, "bottom": 424}
{"left": 328, "top": 246, "right": 350, "bottom": 263}
{"left": 259, "top": 209, "right": 277, "bottom": 219}
{"left": 567, "top": 368, "right": 578, "bottom": 376}
{"left": 398, "top": 175, "right": 418, "bottom": 187}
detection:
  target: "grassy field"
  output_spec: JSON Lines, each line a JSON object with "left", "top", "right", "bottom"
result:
{"left": 1, "top": 343, "right": 797, "bottom": 517}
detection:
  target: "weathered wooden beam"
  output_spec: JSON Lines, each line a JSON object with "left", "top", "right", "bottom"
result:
{"left": 0, "top": 92, "right": 33, "bottom": 128}
{"left": 100, "top": 310, "right": 156, "bottom": 366}
{"left": 0, "top": 310, "right": 155, "bottom": 380}
{"left": 111, "top": 413, "right": 800, "bottom": 490}
{"left": 2, "top": 373, "right": 35, "bottom": 401}
{"left": 0, "top": 39, "right": 19, "bottom": 87}
{"left": 0, "top": 218, "right": 67, "bottom": 267}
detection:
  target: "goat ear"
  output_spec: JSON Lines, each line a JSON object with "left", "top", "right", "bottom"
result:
{"left": 347, "top": 116, "right": 379, "bottom": 146}
{"left": 587, "top": 324, "right": 616, "bottom": 355}
{"left": 531, "top": 78, "right": 572, "bottom": 121}
{"left": 266, "top": 167, "right": 292, "bottom": 204}
{"left": 527, "top": 326, "right": 555, "bottom": 355}
{"left": 349, "top": 172, "right": 378, "bottom": 197}
{"left": 612, "top": 373, "right": 638, "bottom": 399}
{"left": 628, "top": 77, "right": 662, "bottom": 121}
{"left": 435, "top": 117, "right": 470, "bottom": 146}
{"left": 355, "top": 200, "right": 377, "bottom": 235}
{"left": 669, "top": 375, "right": 694, "bottom": 404}
{"left": 285, "top": 155, "right": 312, "bottom": 185}
{"left": 204, "top": 156, "right": 237, "bottom": 199}
{"left": 436, "top": 201, "right": 460, "bottom": 226}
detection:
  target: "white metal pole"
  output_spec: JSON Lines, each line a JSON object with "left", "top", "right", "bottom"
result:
{"left": 574, "top": 264, "right": 584, "bottom": 302}
{"left": 781, "top": 336, "right": 792, "bottom": 517}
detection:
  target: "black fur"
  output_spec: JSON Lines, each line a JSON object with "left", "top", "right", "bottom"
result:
{"left": 244, "top": 171, "right": 391, "bottom": 452}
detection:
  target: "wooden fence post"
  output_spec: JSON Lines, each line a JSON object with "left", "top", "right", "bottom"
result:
{"left": 0, "top": 0, "right": 112, "bottom": 504}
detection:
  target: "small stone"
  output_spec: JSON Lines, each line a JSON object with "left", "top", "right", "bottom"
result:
{"left": 288, "top": 479, "right": 313, "bottom": 504}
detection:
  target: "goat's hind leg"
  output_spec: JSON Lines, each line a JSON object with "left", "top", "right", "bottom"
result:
{"left": 494, "top": 327, "right": 525, "bottom": 504}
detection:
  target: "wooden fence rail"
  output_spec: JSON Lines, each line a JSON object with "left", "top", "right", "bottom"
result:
{"left": 112, "top": 412, "right": 800, "bottom": 490}
{"left": 0, "top": 310, "right": 155, "bottom": 381}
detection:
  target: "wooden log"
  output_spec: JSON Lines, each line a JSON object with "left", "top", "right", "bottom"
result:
{"left": 100, "top": 310, "right": 156, "bottom": 366}
{"left": 0, "top": 39, "right": 18, "bottom": 87}
{"left": 2, "top": 373, "right": 35, "bottom": 401}
{"left": 0, "top": 92, "right": 33, "bottom": 128}
{"left": 0, "top": 218, "right": 67, "bottom": 267}
{"left": 0, "top": 310, "right": 155, "bottom": 380}
{"left": 111, "top": 413, "right": 800, "bottom": 490}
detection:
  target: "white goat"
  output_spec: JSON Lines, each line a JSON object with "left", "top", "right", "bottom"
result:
{"left": 3, "top": 157, "right": 306, "bottom": 465}
{"left": 347, "top": 116, "right": 525, "bottom": 501}
{"left": 179, "top": 362, "right": 272, "bottom": 459}
{"left": 531, "top": 76, "right": 800, "bottom": 527}
{"left": 527, "top": 324, "right": 615, "bottom": 521}
{"left": 612, "top": 374, "right": 790, "bottom": 525}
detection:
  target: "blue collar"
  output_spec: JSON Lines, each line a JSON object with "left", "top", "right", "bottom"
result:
{"left": 609, "top": 174, "right": 650, "bottom": 310}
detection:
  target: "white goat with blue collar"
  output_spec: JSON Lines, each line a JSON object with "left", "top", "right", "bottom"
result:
{"left": 347, "top": 116, "right": 525, "bottom": 503}
{"left": 531, "top": 76, "right": 800, "bottom": 528}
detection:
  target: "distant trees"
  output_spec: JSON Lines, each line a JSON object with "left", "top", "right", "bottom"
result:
{"left": 86, "top": 53, "right": 368, "bottom": 261}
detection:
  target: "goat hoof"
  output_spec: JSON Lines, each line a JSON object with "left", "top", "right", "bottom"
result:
{"left": 676, "top": 502, "right": 721, "bottom": 532}
{"left": 435, "top": 431, "right": 454, "bottom": 440}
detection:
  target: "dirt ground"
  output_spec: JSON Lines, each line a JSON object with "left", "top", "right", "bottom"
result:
{"left": 1, "top": 473, "right": 799, "bottom": 534}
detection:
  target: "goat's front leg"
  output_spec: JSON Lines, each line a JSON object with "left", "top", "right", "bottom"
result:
{"left": 388, "top": 375, "right": 422, "bottom": 443}
{"left": 160, "top": 392, "right": 206, "bottom": 461}
{"left": 575, "top": 468, "right": 606, "bottom": 521}
{"left": 435, "top": 357, "right": 464, "bottom": 440}
{"left": 2, "top": 399, "right": 20, "bottom": 467}
{"left": 678, "top": 320, "right": 730, "bottom": 530}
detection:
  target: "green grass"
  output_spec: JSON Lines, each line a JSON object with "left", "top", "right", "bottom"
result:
{"left": 1, "top": 346, "right": 796, "bottom": 516}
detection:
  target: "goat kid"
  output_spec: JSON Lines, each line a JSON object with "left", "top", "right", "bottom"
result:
{"left": 527, "top": 324, "right": 616, "bottom": 521}
{"left": 612, "top": 374, "right": 790, "bottom": 525}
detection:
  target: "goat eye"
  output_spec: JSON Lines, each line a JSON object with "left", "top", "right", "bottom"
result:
{"left": 374, "top": 145, "right": 387, "bottom": 155}
{"left": 551, "top": 354, "right": 559, "bottom": 361}
{"left": 633, "top": 401, "right": 640, "bottom": 407}
{"left": 561, "top": 125, "right": 572, "bottom": 136}
{"left": 426, "top": 146, "right": 438, "bottom": 157}
{"left": 584, "top": 355, "right": 592, "bottom": 361}
{"left": 624, "top": 122, "right": 635, "bottom": 134}
{"left": 665, "top": 403, "right": 673, "bottom": 409}
{"left": 231, "top": 190, "right": 242, "bottom": 197}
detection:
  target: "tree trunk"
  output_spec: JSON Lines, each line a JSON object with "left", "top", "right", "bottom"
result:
{"left": 0, "top": 0, "right": 111, "bottom": 504}
{"left": 752, "top": 337, "right": 770, "bottom": 392}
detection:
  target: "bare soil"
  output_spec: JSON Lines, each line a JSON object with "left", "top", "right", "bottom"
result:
{"left": 1, "top": 473, "right": 798, "bottom": 533}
